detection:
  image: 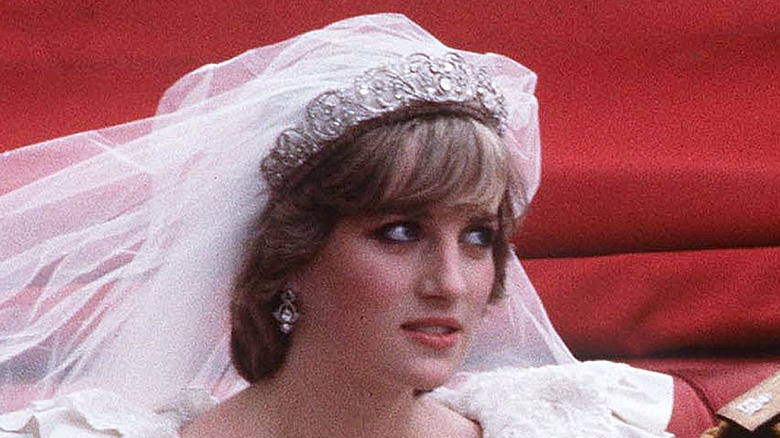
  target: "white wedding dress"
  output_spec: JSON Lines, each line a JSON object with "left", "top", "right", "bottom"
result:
{"left": 0, "top": 14, "right": 674, "bottom": 438}
{"left": 0, "top": 361, "right": 673, "bottom": 438}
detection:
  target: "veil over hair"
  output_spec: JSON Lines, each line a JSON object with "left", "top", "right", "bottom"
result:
{"left": 0, "top": 13, "right": 574, "bottom": 412}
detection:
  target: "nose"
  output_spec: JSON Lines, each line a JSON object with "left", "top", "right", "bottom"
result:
{"left": 418, "top": 238, "right": 468, "bottom": 302}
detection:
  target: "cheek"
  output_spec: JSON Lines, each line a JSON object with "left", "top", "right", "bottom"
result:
{"left": 304, "top": 251, "right": 408, "bottom": 328}
{"left": 466, "top": 261, "right": 495, "bottom": 310}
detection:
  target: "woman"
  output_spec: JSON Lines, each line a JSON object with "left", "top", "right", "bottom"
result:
{"left": 0, "top": 14, "right": 672, "bottom": 437}
{"left": 185, "top": 113, "right": 514, "bottom": 438}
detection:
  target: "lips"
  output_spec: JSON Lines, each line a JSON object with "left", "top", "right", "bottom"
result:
{"left": 409, "top": 326, "right": 455, "bottom": 334}
{"left": 401, "top": 317, "right": 462, "bottom": 351}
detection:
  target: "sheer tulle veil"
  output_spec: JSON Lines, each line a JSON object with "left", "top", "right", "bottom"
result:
{"left": 0, "top": 14, "right": 574, "bottom": 412}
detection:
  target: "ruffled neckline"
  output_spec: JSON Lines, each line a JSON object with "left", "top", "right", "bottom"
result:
{"left": 1, "top": 361, "right": 673, "bottom": 437}
{"left": 0, "top": 388, "right": 215, "bottom": 437}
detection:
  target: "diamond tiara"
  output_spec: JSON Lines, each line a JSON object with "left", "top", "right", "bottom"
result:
{"left": 260, "top": 52, "right": 508, "bottom": 188}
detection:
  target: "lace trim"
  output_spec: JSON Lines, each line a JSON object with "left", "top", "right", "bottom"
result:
{"left": 0, "top": 388, "right": 215, "bottom": 437}
{"left": 432, "top": 361, "right": 674, "bottom": 438}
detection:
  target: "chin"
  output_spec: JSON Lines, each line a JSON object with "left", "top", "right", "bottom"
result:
{"left": 392, "top": 337, "right": 473, "bottom": 391}
{"left": 398, "top": 357, "right": 463, "bottom": 391}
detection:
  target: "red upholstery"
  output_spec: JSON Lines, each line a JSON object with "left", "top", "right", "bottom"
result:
{"left": 2, "top": 2, "right": 778, "bottom": 436}
{"left": 627, "top": 357, "right": 780, "bottom": 437}
{"left": 667, "top": 377, "right": 715, "bottom": 438}
{"left": 524, "top": 247, "right": 780, "bottom": 357}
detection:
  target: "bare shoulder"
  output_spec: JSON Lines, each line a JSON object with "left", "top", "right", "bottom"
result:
{"left": 422, "top": 396, "right": 482, "bottom": 438}
{"left": 179, "top": 403, "right": 235, "bottom": 438}
{"left": 179, "top": 391, "right": 273, "bottom": 438}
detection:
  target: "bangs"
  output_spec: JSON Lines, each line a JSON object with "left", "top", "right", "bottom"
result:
{"left": 278, "top": 113, "right": 522, "bottom": 302}
{"left": 307, "top": 114, "right": 513, "bottom": 216}
{"left": 380, "top": 116, "right": 509, "bottom": 212}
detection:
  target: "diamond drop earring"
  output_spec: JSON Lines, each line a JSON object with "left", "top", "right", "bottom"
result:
{"left": 272, "top": 287, "right": 300, "bottom": 334}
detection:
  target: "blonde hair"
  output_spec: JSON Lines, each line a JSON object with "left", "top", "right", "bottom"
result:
{"left": 230, "top": 113, "right": 526, "bottom": 382}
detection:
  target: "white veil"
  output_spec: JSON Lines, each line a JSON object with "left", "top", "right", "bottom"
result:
{"left": 0, "top": 13, "right": 573, "bottom": 412}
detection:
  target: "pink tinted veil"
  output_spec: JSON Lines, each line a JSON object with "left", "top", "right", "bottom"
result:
{"left": 0, "top": 14, "right": 574, "bottom": 412}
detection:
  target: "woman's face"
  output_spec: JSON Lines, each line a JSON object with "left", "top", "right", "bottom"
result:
{"left": 293, "top": 202, "right": 498, "bottom": 391}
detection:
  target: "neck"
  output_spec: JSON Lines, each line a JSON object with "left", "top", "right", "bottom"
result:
{"left": 244, "top": 336, "right": 424, "bottom": 438}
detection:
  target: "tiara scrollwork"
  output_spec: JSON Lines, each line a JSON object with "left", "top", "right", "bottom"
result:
{"left": 261, "top": 52, "right": 507, "bottom": 188}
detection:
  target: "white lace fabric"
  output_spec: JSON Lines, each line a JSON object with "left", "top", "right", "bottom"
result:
{"left": 433, "top": 361, "right": 674, "bottom": 438}
{"left": 0, "top": 389, "right": 215, "bottom": 438}
{"left": 0, "top": 362, "right": 672, "bottom": 437}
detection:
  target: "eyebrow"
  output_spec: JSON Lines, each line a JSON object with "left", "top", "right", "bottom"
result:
{"left": 470, "top": 211, "right": 499, "bottom": 223}
{"left": 377, "top": 206, "right": 499, "bottom": 223}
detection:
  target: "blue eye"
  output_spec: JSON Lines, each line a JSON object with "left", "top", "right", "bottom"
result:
{"left": 375, "top": 222, "right": 420, "bottom": 243}
{"left": 461, "top": 227, "right": 495, "bottom": 247}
